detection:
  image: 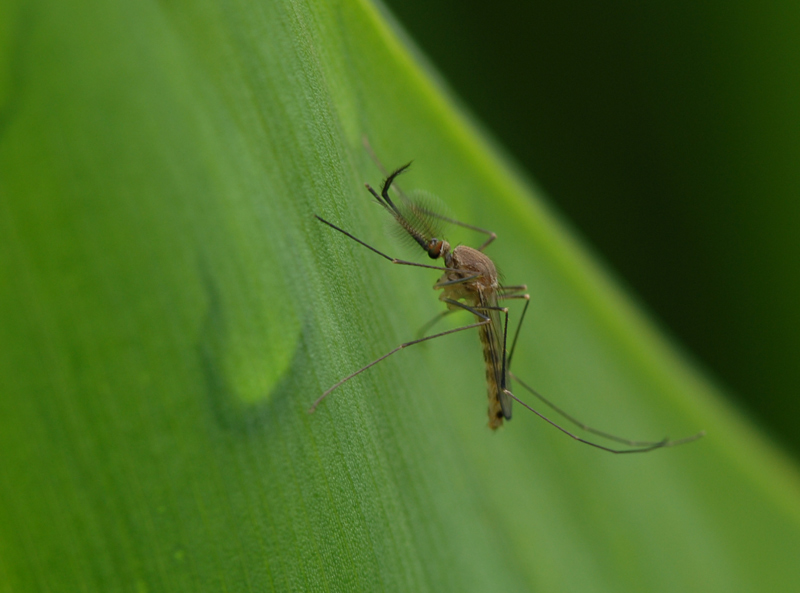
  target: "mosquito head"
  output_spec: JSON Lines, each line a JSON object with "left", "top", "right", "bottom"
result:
{"left": 425, "top": 237, "right": 450, "bottom": 260}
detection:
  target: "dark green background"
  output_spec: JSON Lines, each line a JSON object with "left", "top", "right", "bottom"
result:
{"left": 383, "top": 1, "right": 800, "bottom": 454}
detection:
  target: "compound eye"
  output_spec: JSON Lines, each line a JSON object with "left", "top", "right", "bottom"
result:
{"left": 427, "top": 238, "right": 442, "bottom": 259}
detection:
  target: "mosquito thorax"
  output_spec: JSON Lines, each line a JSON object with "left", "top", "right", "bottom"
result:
{"left": 451, "top": 245, "right": 499, "bottom": 290}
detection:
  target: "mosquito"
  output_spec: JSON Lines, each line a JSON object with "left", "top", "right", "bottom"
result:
{"left": 309, "top": 163, "right": 704, "bottom": 454}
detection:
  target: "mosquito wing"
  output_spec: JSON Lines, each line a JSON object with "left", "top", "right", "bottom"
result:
{"left": 479, "top": 291, "right": 513, "bottom": 425}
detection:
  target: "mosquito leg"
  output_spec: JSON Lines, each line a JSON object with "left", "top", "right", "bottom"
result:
{"left": 404, "top": 209, "right": 497, "bottom": 251}
{"left": 506, "top": 296, "right": 531, "bottom": 372}
{"left": 503, "top": 388, "right": 703, "bottom": 453}
{"left": 423, "top": 214, "right": 497, "bottom": 251}
{"left": 417, "top": 290, "right": 494, "bottom": 339}
{"left": 362, "top": 135, "right": 389, "bottom": 175}
{"left": 315, "top": 215, "right": 461, "bottom": 273}
{"left": 499, "top": 284, "right": 530, "bottom": 378}
{"left": 499, "top": 284, "right": 528, "bottom": 299}
{"left": 309, "top": 318, "right": 491, "bottom": 413}
{"left": 416, "top": 310, "right": 456, "bottom": 339}
{"left": 421, "top": 296, "right": 512, "bottom": 345}
{"left": 508, "top": 373, "right": 705, "bottom": 448}
{"left": 439, "top": 298, "right": 494, "bottom": 321}
{"left": 503, "top": 389, "right": 669, "bottom": 454}
{"left": 433, "top": 275, "right": 480, "bottom": 289}
{"left": 498, "top": 296, "right": 703, "bottom": 450}
{"left": 500, "top": 292, "right": 704, "bottom": 448}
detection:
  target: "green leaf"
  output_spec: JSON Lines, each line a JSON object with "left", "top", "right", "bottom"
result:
{"left": 2, "top": 0, "right": 799, "bottom": 591}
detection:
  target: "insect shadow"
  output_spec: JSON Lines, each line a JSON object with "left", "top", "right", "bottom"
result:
{"left": 310, "top": 162, "right": 704, "bottom": 454}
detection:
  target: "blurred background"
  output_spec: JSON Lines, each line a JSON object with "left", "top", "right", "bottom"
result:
{"left": 382, "top": 0, "right": 800, "bottom": 455}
